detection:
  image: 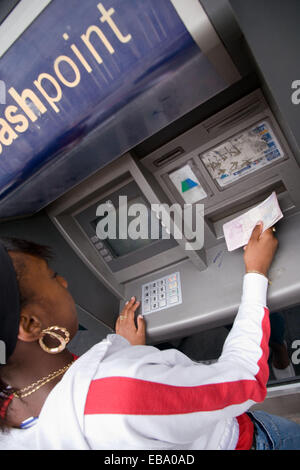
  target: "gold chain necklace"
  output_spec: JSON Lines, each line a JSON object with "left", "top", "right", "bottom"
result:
{"left": 12, "top": 361, "right": 74, "bottom": 399}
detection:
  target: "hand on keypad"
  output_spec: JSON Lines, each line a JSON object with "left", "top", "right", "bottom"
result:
{"left": 115, "top": 297, "right": 146, "bottom": 346}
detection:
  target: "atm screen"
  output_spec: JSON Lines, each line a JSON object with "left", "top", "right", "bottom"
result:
{"left": 74, "top": 179, "right": 179, "bottom": 273}
{"left": 91, "top": 196, "right": 163, "bottom": 258}
{"left": 200, "top": 121, "right": 285, "bottom": 188}
{"left": 98, "top": 235, "right": 155, "bottom": 258}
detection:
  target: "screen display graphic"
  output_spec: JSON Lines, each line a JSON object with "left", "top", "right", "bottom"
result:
{"left": 200, "top": 121, "right": 284, "bottom": 188}
{"left": 169, "top": 164, "right": 208, "bottom": 203}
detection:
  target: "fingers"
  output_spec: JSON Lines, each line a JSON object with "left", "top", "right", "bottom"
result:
{"left": 244, "top": 222, "right": 277, "bottom": 251}
{"left": 121, "top": 297, "right": 140, "bottom": 318}
{"left": 137, "top": 315, "right": 146, "bottom": 338}
{"left": 243, "top": 222, "right": 263, "bottom": 251}
{"left": 251, "top": 222, "right": 277, "bottom": 241}
{"left": 265, "top": 227, "right": 279, "bottom": 250}
{"left": 250, "top": 221, "right": 264, "bottom": 241}
{"left": 262, "top": 226, "right": 276, "bottom": 238}
{"left": 115, "top": 298, "right": 146, "bottom": 345}
{"left": 257, "top": 226, "right": 278, "bottom": 250}
{"left": 118, "top": 297, "right": 140, "bottom": 328}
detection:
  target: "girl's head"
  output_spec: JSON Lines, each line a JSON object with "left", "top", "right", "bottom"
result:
{"left": 0, "top": 237, "right": 78, "bottom": 362}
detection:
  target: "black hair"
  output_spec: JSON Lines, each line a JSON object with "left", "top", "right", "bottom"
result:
{"left": 0, "top": 237, "right": 53, "bottom": 432}
{"left": 0, "top": 237, "right": 53, "bottom": 309}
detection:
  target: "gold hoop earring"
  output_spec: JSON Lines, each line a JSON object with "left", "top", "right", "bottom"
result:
{"left": 39, "top": 326, "right": 70, "bottom": 354}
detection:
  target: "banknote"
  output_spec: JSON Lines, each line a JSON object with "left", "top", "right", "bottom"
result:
{"left": 223, "top": 191, "right": 283, "bottom": 251}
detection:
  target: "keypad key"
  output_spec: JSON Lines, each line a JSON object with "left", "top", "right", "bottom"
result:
{"left": 168, "top": 281, "right": 177, "bottom": 289}
{"left": 95, "top": 242, "right": 104, "bottom": 250}
{"left": 168, "top": 288, "right": 178, "bottom": 297}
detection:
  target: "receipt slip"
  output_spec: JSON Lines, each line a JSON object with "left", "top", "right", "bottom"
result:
{"left": 223, "top": 191, "right": 283, "bottom": 251}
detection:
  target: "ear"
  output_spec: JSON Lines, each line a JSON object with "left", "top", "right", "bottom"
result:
{"left": 18, "top": 304, "right": 44, "bottom": 342}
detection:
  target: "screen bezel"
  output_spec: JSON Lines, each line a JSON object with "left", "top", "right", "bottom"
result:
{"left": 74, "top": 180, "right": 178, "bottom": 273}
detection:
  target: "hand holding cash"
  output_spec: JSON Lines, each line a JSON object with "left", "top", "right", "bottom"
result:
{"left": 223, "top": 191, "right": 283, "bottom": 252}
{"left": 243, "top": 221, "right": 278, "bottom": 277}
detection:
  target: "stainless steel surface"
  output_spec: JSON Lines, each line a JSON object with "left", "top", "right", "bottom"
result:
{"left": 251, "top": 383, "right": 300, "bottom": 423}
{"left": 170, "top": 0, "right": 241, "bottom": 84}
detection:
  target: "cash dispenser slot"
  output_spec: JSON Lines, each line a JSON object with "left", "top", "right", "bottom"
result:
{"left": 207, "top": 181, "right": 294, "bottom": 239}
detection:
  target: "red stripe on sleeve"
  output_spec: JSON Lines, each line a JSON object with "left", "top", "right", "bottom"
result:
{"left": 84, "top": 376, "right": 265, "bottom": 415}
{"left": 235, "top": 307, "right": 269, "bottom": 450}
{"left": 254, "top": 307, "right": 270, "bottom": 396}
{"left": 235, "top": 414, "right": 254, "bottom": 450}
{"left": 84, "top": 308, "right": 270, "bottom": 416}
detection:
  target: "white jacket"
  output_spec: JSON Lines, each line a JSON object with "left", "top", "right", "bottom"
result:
{"left": 0, "top": 273, "right": 269, "bottom": 450}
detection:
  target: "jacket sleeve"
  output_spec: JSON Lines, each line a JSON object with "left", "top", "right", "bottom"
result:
{"left": 83, "top": 273, "right": 270, "bottom": 447}
{"left": 217, "top": 272, "right": 270, "bottom": 402}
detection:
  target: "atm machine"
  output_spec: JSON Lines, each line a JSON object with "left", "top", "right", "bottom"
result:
{"left": 0, "top": 0, "right": 300, "bottom": 418}
{"left": 48, "top": 89, "right": 300, "bottom": 347}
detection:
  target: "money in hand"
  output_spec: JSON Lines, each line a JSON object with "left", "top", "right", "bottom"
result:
{"left": 223, "top": 191, "right": 283, "bottom": 251}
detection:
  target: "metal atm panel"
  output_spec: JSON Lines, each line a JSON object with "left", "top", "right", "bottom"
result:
{"left": 143, "top": 90, "right": 300, "bottom": 233}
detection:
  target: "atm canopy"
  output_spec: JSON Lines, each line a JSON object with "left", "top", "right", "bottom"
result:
{"left": 0, "top": 0, "right": 242, "bottom": 219}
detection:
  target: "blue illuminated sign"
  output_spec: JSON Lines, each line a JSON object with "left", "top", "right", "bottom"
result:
{"left": 0, "top": 0, "right": 227, "bottom": 217}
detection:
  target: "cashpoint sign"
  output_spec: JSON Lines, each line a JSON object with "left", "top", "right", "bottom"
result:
{"left": 0, "top": 0, "right": 230, "bottom": 218}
